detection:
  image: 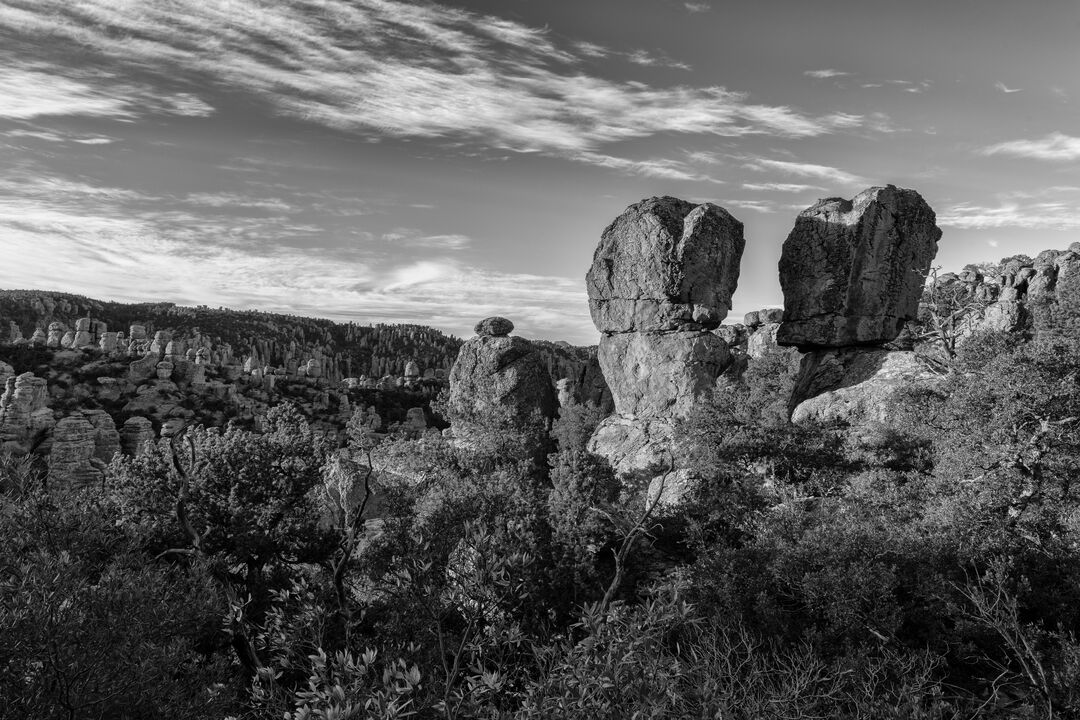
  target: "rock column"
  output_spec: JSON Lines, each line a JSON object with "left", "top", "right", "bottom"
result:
{"left": 585, "top": 196, "right": 744, "bottom": 494}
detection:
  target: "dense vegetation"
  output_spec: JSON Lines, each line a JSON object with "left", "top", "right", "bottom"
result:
{"left": 4, "top": 286, "right": 1080, "bottom": 718}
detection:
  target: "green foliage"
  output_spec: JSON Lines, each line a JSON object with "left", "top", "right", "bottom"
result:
{"left": 0, "top": 488, "right": 233, "bottom": 719}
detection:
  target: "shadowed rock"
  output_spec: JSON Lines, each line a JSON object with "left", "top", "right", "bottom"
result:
{"left": 778, "top": 185, "right": 941, "bottom": 349}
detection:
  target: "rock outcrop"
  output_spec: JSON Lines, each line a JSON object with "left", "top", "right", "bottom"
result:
{"left": 777, "top": 185, "right": 941, "bottom": 349}
{"left": 586, "top": 197, "right": 744, "bottom": 495}
{"left": 447, "top": 320, "right": 555, "bottom": 439}
{"left": 779, "top": 186, "right": 943, "bottom": 424}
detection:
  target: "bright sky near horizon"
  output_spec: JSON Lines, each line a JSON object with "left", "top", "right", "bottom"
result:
{"left": 0, "top": 0, "right": 1078, "bottom": 344}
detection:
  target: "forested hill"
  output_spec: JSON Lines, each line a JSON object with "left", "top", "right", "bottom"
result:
{"left": 0, "top": 289, "right": 463, "bottom": 378}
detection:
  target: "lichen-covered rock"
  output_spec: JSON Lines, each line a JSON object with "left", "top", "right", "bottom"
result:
{"left": 587, "top": 415, "right": 675, "bottom": 482}
{"left": 587, "top": 196, "right": 745, "bottom": 332}
{"left": 778, "top": 185, "right": 941, "bottom": 349}
{"left": 474, "top": 316, "right": 515, "bottom": 337}
{"left": 597, "top": 330, "right": 730, "bottom": 418}
{"left": 49, "top": 413, "right": 103, "bottom": 488}
{"left": 447, "top": 333, "right": 555, "bottom": 432}
{"left": 746, "top": 323, "right": 781, "bottom": 360}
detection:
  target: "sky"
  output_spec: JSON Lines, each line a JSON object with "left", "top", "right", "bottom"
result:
{"left": 0, "top": 0, "right": 1078, "bottom": 345}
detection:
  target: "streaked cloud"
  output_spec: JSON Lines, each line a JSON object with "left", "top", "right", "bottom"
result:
{"left": 743, "top": 158, "right": 864, "bottom": 186}
{"left": 4, "top": 128, "right": 115, "bottom": 144}
{"left": 724, "top": 199, "right": 775, "bottom": 214}
{"left": 684, "top": 2, "right": 710, "bottom": 12}
{"left": 982, "top": 132, "right": 1080, "bottom": 162}
{"left": 0, "top": 0, "right": 868, "bottom": 178}
{"left": 383, "top": 229, "right": 473, "bottom": 250}
{"left": 805, "top": 69, "right": 851, "bottom": 79}
{"left": 994, "top": 81, "right": 1022, "bottom": 94}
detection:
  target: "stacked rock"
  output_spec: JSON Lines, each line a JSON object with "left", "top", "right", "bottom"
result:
{"left": 776, "top": 185, "right": 942, "bottom": 424}
{"left": 585, "top": 197, "right": 744, "bottom": 496}
{"left": 46, "top": 322, "right": 65, "bottom": 348}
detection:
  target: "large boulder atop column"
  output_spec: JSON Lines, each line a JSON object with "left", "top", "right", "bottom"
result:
{"left": 586, "top": 197, "right": 744, "bottom": 496}
{"left": 587, "top": 196, "right": 745, "bottom": 332}
{"left": 777, "top": 185, "right": 941, "bottom": 349}
{"left": 447, "top": 323, "right": 555, "bottom": 433}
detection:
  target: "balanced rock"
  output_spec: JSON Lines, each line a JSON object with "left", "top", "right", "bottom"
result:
{"left": 474, "top": 316, "right": 514, "bottom": 337}
{"left": 587, "top": 196, "right": 745, "bottom": 332}
{"left": 777, "top": 186, "right": 941, "bottom": 349}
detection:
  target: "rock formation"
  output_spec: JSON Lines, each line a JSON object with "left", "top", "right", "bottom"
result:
{"left": 777, "top": 185, "right": 941, "bottom": 349}
{"left": 120, "top": 416, "right": 155, "bottom": 456}
{"left": 49, "top": 413, "right": 103, "bottom": 488}
{"left": 475, "top": 316, "right": 514, "bottom": 337}
{"left": 83, "top": 409, "right": 121, "bottom": 463}
{"left": 0, "top": 372, "right": 53, "bottom": 455}
{"left": 447, "top": 319, "right": 555, "bottom": 439}
{"left": 72, "top": 318, "right": 95, "bottom": 348}
{"left": 778, "top": 186, "right": 943, "bottom": 424}
{"left": 46, "top": 322, "right": 64, "bottom": 348}
{"left": 586, "top": 197, "right": 743, "bottom": 333}
{"left": 585, "top": 197, "right": 744, "bottom": 494}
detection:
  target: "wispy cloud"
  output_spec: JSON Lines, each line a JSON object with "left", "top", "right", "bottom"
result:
{"left": 994, "top": 81, "right": 1022, "bottom": 94}
{"left": 0, "top": 66, "right": 214, "bottom": 120}
{"left": 982, "top": 132, "right": 1080, "bottom": 162}
{"left": 939, "top": 200, "right": 1080, "bottom": 230}
{"left": 723, "top": 199, "right": 775, "bottom": 214}
{"left": 0, "top": 0, "right": 867, "bottom": 178}
{"left": 383, "top": 229, "right": 473, "bottom": 250}
{"left": 742, "top": 182, "right": 826, "bottom": 193}
{"left": 684, "top": 2, "right": 711, "bottom": 12}
{"left": 3, "top": 128, "right": 115, "bottom": 144}
{"left": 743, "top": 158, "right": 864, "bottom": 186}
{"left": 805, "top": 69, "right": 851, "bottom": 79}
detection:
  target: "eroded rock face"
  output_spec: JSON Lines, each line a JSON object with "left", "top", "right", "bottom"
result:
{"left": 598, "top": 331, "right": 730, "bottom": 418}
{"left": 587, "top": 196, "right": 745, "bottom": 333}
{"left": 778, "top": 186, "right": 942, "bottom": 349}
{"left": 447, "top": 330, "right": 555, "bottom": 433}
